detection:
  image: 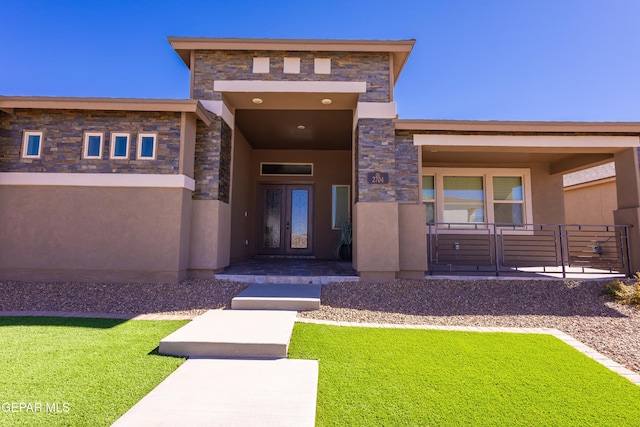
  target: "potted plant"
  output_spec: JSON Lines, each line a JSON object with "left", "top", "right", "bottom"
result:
{"left": 337, "top": 222, "right": 352, "bottom": 261}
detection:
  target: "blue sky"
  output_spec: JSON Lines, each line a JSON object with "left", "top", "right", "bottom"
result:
{"left": 2, "top": 0, "right": 639, "bottom": 121}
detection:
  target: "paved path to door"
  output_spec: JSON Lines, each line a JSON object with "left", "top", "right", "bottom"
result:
{"left": 113, "top": 284, "right": 322, "bottom": 427}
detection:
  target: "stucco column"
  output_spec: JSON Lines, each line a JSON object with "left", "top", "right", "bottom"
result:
{"left": 398, "top": 204, "right": 428, "bottom": 279}
{"left": 613, "top": 148, "right": 640, "bottom": 273}
{"left": 353, "top": 202, "right": 399, "bottom": 282}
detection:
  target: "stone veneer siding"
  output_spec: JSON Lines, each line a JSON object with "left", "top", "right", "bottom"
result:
{"left": 394, "top": 131, "right": 420, "bottom": 204}
{"left": 193, "top": 116, "right": 231, "bottom": 202}
{"left": 0, "top": 110, "right": 181, "bottom": 174}
{"left": 356, "top": 118, "right": 396, "bottom": 202}
{"left": 193, "top": 50, "right": 391, "bottom": 103}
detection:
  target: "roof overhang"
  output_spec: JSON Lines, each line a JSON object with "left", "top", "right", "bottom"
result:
{"left": 395, "top": 119, "right": 640, "bottom": 134}
{"left": 397, "top": 120, "right": 640, "bottom": 175}
{"left": 168, "top": 37, "right": 415, "bottom": 82}
{"left": 0, "top": 96, "right": 215, "bottom": 125}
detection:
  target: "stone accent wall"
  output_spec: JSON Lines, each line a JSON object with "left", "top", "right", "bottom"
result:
{"left": 394, "top": 131, "right": 421, "bottom": 204}
{"left": 354, "top": 124, "right": 421, "bottom": 204}
{"left": 0, "top": 109, "right": 181, "bottom": 174}
{"left": 219, "top": 119, "right": 232, "bottom": 203}
{"left": 356, "top": 118, "right": 396, "bottom": 202}
{"left": 194, "top": 116, "right": 231, "bottom": 202}
{"left": 193, "top": 50, "right": 391, "bottom": 102}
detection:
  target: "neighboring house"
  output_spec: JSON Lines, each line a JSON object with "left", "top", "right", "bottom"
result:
{"left": 2, "top": 37, "right": 640, "bottom": 282}
{"left": 564, "top": 163, "right": 617, "bottom": 225}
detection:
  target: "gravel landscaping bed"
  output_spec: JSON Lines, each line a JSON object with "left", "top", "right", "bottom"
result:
{"left": 0, "top": 279, "right": 249, "bottom": 317}
{"left": 1, "top": 277, "right": 638, "bottom": 373}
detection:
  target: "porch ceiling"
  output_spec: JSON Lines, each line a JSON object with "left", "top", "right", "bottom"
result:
{"left": 421, "top": 146, "right": 616, "bottom": 174}
{"left": 235, "top": 109, "right": 353, "bottom": 150}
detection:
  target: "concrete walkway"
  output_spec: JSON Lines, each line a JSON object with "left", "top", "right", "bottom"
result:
{"left": 113, "top": 284, "right": 320, "bottom": 426}
{"left": 112, "top": 358, "right": 318, "bottom": 427}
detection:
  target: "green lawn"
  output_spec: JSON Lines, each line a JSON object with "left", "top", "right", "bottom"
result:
{"left": 0, "top": 317, "right": 187, "bottom": 427}
{"left": 289, "top": 323, "right": 640, "bottom": 427}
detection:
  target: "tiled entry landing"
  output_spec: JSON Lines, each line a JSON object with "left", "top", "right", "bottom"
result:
{"left": 217, "top": 258, "right": 358, "bottom": 284}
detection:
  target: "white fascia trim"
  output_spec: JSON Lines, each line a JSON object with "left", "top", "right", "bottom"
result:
{"left": 356, "top": 102, "right": 397, "bottom": 119}
{"left": 199, "top": 100, "right": 234, "bottom": 129}
{"left": 0, "top": 173, "right": 196, "bottom": 191}
{"left": 414, "top": 134, "right": 640, "bottom": 148}
{"left": 213, "top": 80, "right": 367, "bottom": 94}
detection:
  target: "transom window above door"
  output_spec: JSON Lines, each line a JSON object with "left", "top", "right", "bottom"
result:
{"left": 421, "top": 168, "right": 532, "bottom": 227}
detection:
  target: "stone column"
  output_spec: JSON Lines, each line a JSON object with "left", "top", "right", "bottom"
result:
{"left": 353, "top": 120, "right": 426, "bottom": 281}
{"left": 189, "top": 116, "right": 233, "bottom": 276}
{"left": 613, "top": 148, "right": 640, "bottom": 273}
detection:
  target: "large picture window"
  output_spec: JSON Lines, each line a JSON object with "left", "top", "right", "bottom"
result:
{"left": 422, "top": 168, "right": 532, "bottom": 228}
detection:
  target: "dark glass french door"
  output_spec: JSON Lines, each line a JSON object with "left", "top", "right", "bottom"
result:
{"left": 258, "top": 184, "right": 313, "bottom": 256}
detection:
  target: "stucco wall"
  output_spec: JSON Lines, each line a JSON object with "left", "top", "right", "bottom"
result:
{"left": 0, "top": 185, "right": 192, "bottom": 283}
{"left": 192, "top": 50, "right": 391, "bottom": 102}
{"left": 0, "top": 109, "right": 182, "bottom": 174}
{"left": 564, "top": 180, "right": 617, "bottom": 224}
{"left": 530, "top": 163, "right": 565, "bottom": 224}
{"left": 230, "top": 129, "right": 254, "bottom": 261}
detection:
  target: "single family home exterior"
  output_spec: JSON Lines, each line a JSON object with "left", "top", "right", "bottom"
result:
{"left": 1, "top": 37, "right": 640, "bottom": 282}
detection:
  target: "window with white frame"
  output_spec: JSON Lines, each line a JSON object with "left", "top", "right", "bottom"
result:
{"left": 137, "top": 133, "right": 157, "bottom": 159}
{"left": 422, "top": 176, "right": 436, "bottom": 224}
{"left": 22, "top": 131, "right": 43, "bottom": 158}
{"left": 110, "top": 133, "right": 130, "bottom": 159}
{"left": 422, "top": 168, "right": 532, "bottom": 227}
{"left": 332, "top": 185, "right": 350, "bottom": 229}
{"left": 83, "top": 132, "right": 103, "bottom": 159}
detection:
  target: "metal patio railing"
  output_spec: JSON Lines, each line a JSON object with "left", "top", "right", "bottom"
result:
{"left": 427, "top": 223, "right": 632, "bottom": 277}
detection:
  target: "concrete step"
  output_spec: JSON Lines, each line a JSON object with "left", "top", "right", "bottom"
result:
{"left": 112, "top": 358, "right": 319, "bottom": 427}
{"left": 159, "top": 310, "right": 297, "bottom": 358}
{"left": 215, "top": 273, "right": 359, "bottom": 285}
{"left": 231, "top": 284, "right": 321, "bottom": 311}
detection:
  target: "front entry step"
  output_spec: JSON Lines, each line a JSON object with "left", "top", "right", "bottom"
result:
{"left": 231, "top": 284, "right": 321, "bottom": 311}
{"left": 159, "top": 310, "right": 297, "bottom": 358}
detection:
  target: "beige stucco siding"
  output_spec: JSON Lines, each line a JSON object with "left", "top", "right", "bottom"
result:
{"left": 0, "top": 185, "right": 191, "bottom": 283}
{"left": 565, "top": 180, "right": 617, "bottom": 224}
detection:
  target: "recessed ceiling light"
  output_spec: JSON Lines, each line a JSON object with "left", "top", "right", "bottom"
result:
{"left": 321, "top": 98, "right": 332, "bottom": 105}
{"left": 252, "top": 98, "right": 263, "bottom": 104}
{"left": 297, "top": 125, "right": 306, "bottom": 130}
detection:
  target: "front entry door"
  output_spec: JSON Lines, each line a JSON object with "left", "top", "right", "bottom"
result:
{"left": 258, "top": 184, "right": 313, "bottom": 256}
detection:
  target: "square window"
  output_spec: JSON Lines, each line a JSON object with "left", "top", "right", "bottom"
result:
{"left": 83, "top": 132, "right": 103, "bottom": 159}
{"left": 443, "top": 176, "right": 485, "bottom": 223}
{"left": 283, "top": 57, "right": 301, "bottom": 74}
{"left": 494, "top": 203, "right": 524, "bottom": 225}
{"left": 110, "top": 133, "right": 130, "bottom": 159}
{"left": 253, "top": 57, "right": 270, "bottom": 73}
{"left": 137, "top": 134, "right": 157, "bottom": 159}
{"left": 314, "top": 58, "right": 331, "bottom": 74}
{"left": 22, "top": 131, "right": 43, "bottom": 158}
{"left": 493, "top": 176, "right": 523, "bottom": 201}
